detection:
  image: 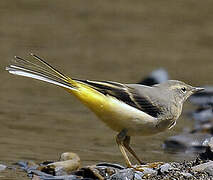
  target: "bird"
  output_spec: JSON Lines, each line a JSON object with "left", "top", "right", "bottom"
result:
{"left": 6, "top": 54, "right": 204, "bottom": 170}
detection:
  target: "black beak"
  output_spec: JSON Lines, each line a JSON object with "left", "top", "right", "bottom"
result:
{"left": 192, "top": 87, "right": 205, "bottom": 93}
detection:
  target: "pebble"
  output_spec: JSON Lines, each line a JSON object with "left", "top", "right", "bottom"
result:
{"left": 96, "top": 162, "right": 125, "bottom": 170}
{"left": 208, "top": 137, "right": 213, "bottom": 152}
{"left": 192, "top": 161, "right": 213, "bottom": 172}
{"left": 159, "top": 163, "right": 173, "bottom": 173}
{"left": 141, "top": 167, "right": 157, "bottom": 176}
{"left": 189, "top": 86, "right": 213, "bottom": 106}
{"left": 204, "top": 166, "right": 213, "bottom": 176}
{"left": 110, "top": 168, "right": 134, "bottom": 180}
{"left": 163, "top": 133, "right": 211, "bottom": 152}
{"left": 134, "top": 171, "right": 144, "bottom": 180}
{"left": 138, "top": 68, "right": 169, "bottom": 86}
{"left": 14, "top": 154, "right": 213, "bottom": 180}
{"left": 180, "top": 172, "right": 193, "bottom": 178}
{"left": 192, "top": 106, "right": 213, "bottom": 123}
{"left": 0, "top": 164, "right": 7, "bottom": 171}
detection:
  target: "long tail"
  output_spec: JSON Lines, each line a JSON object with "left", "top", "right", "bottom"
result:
{"left": 6, "top": 53, "right": 77, "bottom": 91}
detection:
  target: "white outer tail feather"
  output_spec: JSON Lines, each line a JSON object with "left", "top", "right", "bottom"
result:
{"left": 6, "top": 54, "right": 77, "bottom": 91}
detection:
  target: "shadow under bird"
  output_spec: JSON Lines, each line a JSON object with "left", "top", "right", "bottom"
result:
{"left": 6, "top": 54, "right": 204, "bottom": 170}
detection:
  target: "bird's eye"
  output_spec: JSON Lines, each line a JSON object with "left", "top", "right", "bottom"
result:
{"left": 181, "top": 87, "right": 186, "bottom": 93}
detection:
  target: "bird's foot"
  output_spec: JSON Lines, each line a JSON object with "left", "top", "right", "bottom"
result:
{"left": 131, "top": 165, "right": 145, "bottom": 171}
{"left": 146, "top": 161, "right": 164, "bottom": 168}
{"left": 131, "top": 162, "right": 164, "bottom": 172}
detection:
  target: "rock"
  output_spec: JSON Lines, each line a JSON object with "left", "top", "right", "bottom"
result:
{"left": 207, "top": 137, "right": 213, "bottom": 152}
{"left": 199, "top": 137, "right": 213, "bottom": 160}
{"left": 134, "top": 171, "right": 144, "bottom": 180}
{"left": 15, "top": 154, "right": 213, "bottom": 180}
{"left": 38, "top": 152, "right": 80, "bottom": 176}
{"left": 141, "top": 167, "right": 157, "bottom": 176}
{"left": 0, "top": 164, "right": 7, "bottom": 171}
{"left": 188, "top": 106, "right": 213, "bottom": 135}
{"left": 192, "top": 161, "right": 213, "bottom": 172}
{"left": 189, "top": 86, "right": 213, "bottom": 106}
{"left": 163, "top": 133, "right": 211, "bottom": 153}
{"left": 159, "top": 163, "right": 173, "bottom": 173}
{"left": 204, "top": 166, "right": 213, "bottom": 176}
{"left": 96, "top": 162, "right": 125, "bottom": 170}
{"left": 191, "top": 106, "right": 213, "bottom": 124}
{"left": 180, "top": 172, "right": 193, "bottom": 178}
{"left": 17, "top": 160, "right": 81, "bottom": 180}
{"left": 32, "top": 175, "right": 41, "bottom": 180}
{"left": 110, "top": 168, "right": 134, "bottom": 180}
{"left": 138, "top": 68, "right": 169, "bottom": 86}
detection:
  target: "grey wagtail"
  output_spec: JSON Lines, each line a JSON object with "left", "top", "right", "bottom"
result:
{"left": 6, "top": 54, "right": 204, "bottom": 169}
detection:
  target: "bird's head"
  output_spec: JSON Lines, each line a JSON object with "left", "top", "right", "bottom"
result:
{"left": 155, "top": 80, "right": 204, "bottom": 103}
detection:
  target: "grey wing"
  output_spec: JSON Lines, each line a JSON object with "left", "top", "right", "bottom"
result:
{"left": 127, "top": 84, "right": 165, "bottom": 118}
{"left": 74, "top": 79, "right": 164, "bottom": 118}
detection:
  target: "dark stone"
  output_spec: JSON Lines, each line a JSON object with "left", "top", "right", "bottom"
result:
{"left": 163, "top": 133, "right": 211, "bottom": 153}
{"left": 138, "top": 68, "right": 169, "bottom": 86}
{"left": 189, "top": 86, "right": 213, "bottom": 106}
{"left": 200, "top": 138, "right": 213, "bottom": 160}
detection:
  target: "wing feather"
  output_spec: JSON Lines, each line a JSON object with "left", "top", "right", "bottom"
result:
{"left": 128, "top": 88, "right": 163, "bottom": 118}
{"left": 74, "top": 79, "right": 163, "bottom": 118}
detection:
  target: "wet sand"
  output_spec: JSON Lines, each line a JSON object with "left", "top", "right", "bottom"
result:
{"left": 0, "top": 1, "right": 213, "bottom": 179}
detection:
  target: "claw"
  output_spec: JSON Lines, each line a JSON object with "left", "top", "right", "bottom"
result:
{"left": 131, "top": 162, "right": 164, "bottom": 172}
{"left": 132, "top": 165, "right": 145, "bottom": 172}
{"left": 146, "top": 162, "right": 164, "bottom": 168}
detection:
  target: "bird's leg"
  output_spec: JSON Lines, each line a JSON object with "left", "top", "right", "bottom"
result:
{"left": 116, "top": 130, "right": 146, "bottom": 172}
{"left": 116, "top": 129, "right": 163, "bottom": 171}
{"left": 123, "top": 136, "right": 143, "bottom": 165}
{"left": 116, "top": 129, "right": 133, "bottom": 167}
{"left": 125, "top": 135, "right": 164, "bottom": 169}
{"left": 124, "top": 136, "right": 163, "bottom": 168}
